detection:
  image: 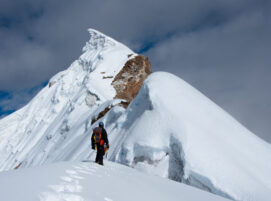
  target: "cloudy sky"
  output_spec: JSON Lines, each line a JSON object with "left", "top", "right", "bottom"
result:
{"left": 0, "top": 0, "right": 270, "bottom": 142}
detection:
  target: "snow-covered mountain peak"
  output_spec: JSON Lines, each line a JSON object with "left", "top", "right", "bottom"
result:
{"left": 82, "top": 29, "right": 116, "bottom": 52}
{"left": 0, "top": 29, "right": 149, "bottom": 172}
{"left": 48, "top": 29, "right": 135, "bottom": 103}
{"left": 0, "top": 29, "right": 270, "bottom": 201}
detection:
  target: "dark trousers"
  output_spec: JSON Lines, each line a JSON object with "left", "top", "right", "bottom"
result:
{"left": 95, "top": 144, "right": 105, "bottom": 165}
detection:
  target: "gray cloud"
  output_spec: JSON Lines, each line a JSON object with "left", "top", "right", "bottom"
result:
{"left": 146, "top": 7, "right": 271, "bottom": 142}
{"left": 0, "top": 0, "right": 261, "bottom": 89}
{"left": 0, "top": 0, "right": 265, "bottom": 91}
{"left": 0, "top": 0, "right": 270, "bottom": 142}
{"left": 0, "top": 82, "right": 45, "bottom": 118}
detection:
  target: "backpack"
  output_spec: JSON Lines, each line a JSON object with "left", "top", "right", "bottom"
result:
{"left": 93, "top": 127, "right": 103, "bottom": 144}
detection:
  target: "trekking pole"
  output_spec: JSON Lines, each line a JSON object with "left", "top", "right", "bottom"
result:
{"left": 105, "top": 147, "right": 108, "bottom": 159}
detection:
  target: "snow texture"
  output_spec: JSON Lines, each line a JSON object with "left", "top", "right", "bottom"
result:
{"left": 0, "top": 161, "right": 230, "bottom": 201}
{"left": 0, "top": 29, "right": 271, "bottom": 201}
{"left": 0, "top": 28, "right": 134, "bottom": 170}
{"left": 107, "top": 72, "right": 271, "bottom": 201}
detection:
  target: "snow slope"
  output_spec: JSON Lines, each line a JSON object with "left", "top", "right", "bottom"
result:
{"left": 107, "top": 72, "right": 271, "bottom": 201}
{"left": 0, "top": 161, "right": 230, "bottom": 201}
{"left": 0, "top": 28, "right": 270, "bottom": 201}
{"left": 0, "top": 29, "right": 134, "bottom": 170}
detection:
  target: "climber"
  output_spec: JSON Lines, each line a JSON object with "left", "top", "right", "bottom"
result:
{"left": 91, "top": 122, "right": 109, "bottom": 165}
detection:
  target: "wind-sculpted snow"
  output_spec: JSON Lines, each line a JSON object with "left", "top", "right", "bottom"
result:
{"left": 0, "top": 29, "right": 270, "bottom": 201}
{"left": 0, "top": 161, "right": 230, "bottom": 201}
{"left": 0, "top": 29, "right": 134, "bottom": 171}
{"left": 108, "top": 72, "right": 271, "bottom": 201}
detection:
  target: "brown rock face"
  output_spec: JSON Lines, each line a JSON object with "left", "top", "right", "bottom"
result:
{"left": 112, "top": 55, "right": 151, "bottom": 102}
{"left": 91, "top": 55, "right": 151, "bottom": 125}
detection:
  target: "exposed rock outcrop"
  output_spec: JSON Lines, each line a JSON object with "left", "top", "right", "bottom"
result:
{"left": 91, "top": 101, "right": 129, "bottom": 125}
{"left": 49, "top": 81, "right": 56, "bottom": 88}
{"left": 103, "top": 76, "right": 114, "bottom": 79}
{"left": 14, "top": 162, "right": 22, "bottom": 170}
{"left": 112, "top": 55, "right": 151, "bottom": 102}
{"left": 91, "top": 55, "right": 151, "bottom": 125}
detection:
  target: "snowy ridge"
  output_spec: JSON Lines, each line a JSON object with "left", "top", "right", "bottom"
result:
{"left": 0, "top": 29, "right": 134, "bottom": 171}
{"left": 0, "top": 29, "right": 270, "bottom": 201}
{"left": 106, "top": 72, "right": 271, "bottom": 201}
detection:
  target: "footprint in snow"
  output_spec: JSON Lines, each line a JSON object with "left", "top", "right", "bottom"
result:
{"left": 61, "top": 176, "right": 75, "bottom": 182}
{"left": 66, "top": 169, "right": 78, "bottom": 175}
{"left": 73, "top": 164, "right": 100, "bottom": 176}
{"left": 104, "top": 197, "right": 113, "bottom": 201}
{"left": 39, "top": 192, "right": 85, "bottom": 201}
{"left": 70, "top": 174, "right": 84, "bottom": 179}
{"left": 49, "top": 181, "right": 82, "bottom": 193}
{"left": 39, "top": 167, "right": 86, "bottom": 201}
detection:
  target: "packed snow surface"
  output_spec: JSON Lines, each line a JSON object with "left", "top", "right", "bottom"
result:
{"left": 108, "top": 72, "right": 271, "bottom": 201}
{"left": 0, "top": 161, "right": 230, "bottom": 201}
